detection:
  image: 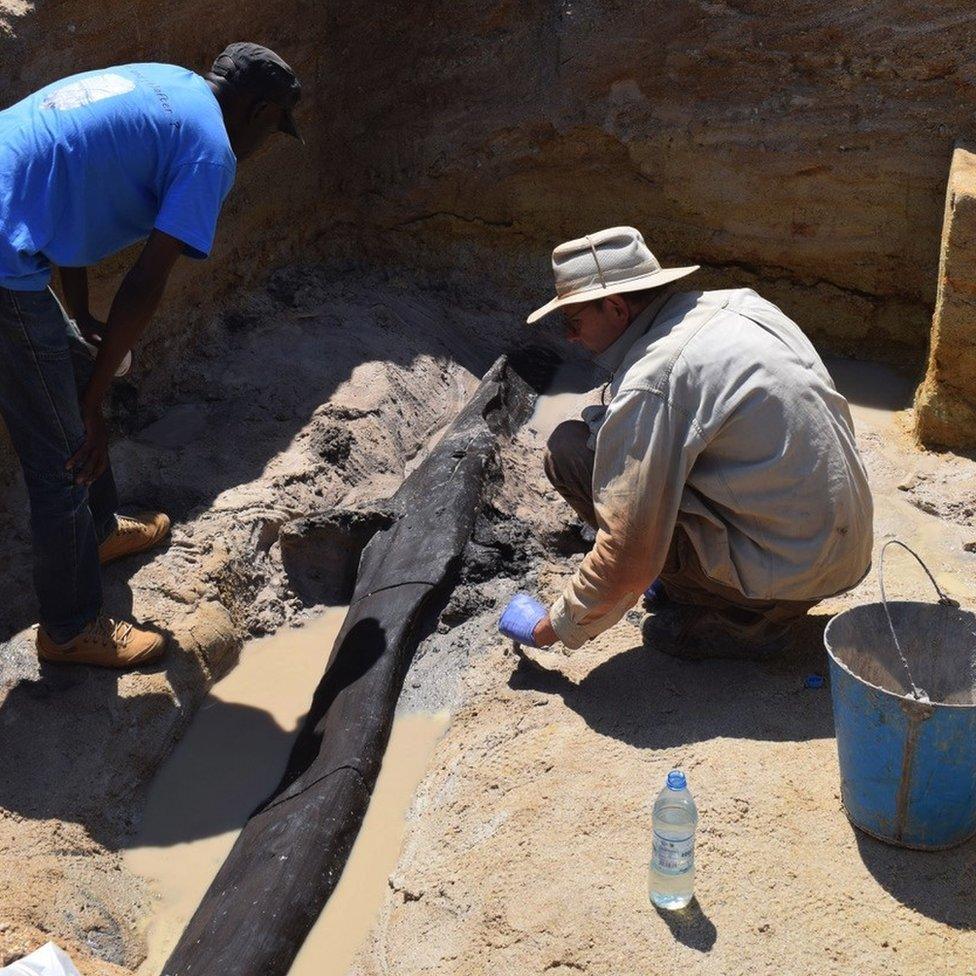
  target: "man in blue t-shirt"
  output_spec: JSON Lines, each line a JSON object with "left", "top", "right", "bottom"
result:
{"left": 0, "top": 42, "right": 302, "bottom": 668}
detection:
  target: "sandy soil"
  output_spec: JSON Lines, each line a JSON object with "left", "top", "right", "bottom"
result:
{"left": 0, "top": 1, "right": 29, "bottom": 30}
{"left": 353, "top": 357, "right": 976, "bottom": 976}
{"left": 1, "top": 269, "right": 975, "bottom": 975}
{"left": 0, "top": 266, "right": 531, "bottom": 972}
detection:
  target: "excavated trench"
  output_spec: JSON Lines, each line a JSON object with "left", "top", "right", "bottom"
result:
{"left": 122, "top": 358, "right": 545, "bottom": 976}
{"left": 3, "top": 3, "right": 976, "bottom": 974}
{"left": 0, "top": 265, "right": 551, "bottom": 974}
{"left": 2, "top": 258, "right": 976, "bottom": 976}
{"left": 3, "top": 252, "right": 976, "bottom": 976}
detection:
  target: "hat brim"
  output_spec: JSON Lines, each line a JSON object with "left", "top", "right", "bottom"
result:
{"left": 526, "top": 265, "right": 700, "bottom": 324}
{"left": 279, "top": 107, "right": 303, "bottom": 143}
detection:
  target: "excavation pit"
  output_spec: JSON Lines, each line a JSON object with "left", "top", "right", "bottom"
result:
{"left": 2, "top": 4, "right": 976, "bottom": 973}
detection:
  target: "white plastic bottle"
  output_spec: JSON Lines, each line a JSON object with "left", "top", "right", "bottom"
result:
{"left": 649, "top": 769, "right": 698, "bottom": 910}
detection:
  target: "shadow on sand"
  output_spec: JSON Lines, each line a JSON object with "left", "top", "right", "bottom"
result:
{"left": 853, "top": 827, "right": 976, "bottom": 930}
{"left": 509, "top": 613, "right": 836, "bottom": 748}
{"left": 0, "top": 658, "right": 301, "bottom": 849}
{"left": 654, "top": 898, "right": 717, "bottom": 952}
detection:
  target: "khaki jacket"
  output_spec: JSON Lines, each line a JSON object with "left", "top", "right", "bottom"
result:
{"left": 550, "top": 288, "right": 874, "bottom": 650}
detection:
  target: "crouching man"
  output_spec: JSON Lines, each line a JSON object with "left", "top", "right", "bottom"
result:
{"left": 500, "top": 226, "right": 873, "bottom": 658}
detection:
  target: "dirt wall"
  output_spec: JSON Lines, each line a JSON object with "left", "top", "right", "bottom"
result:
{"left": 321, "top": 0, "right": 976, "bottom": 365}
{"left": 1, "top": 1, "right": 975, "bottom": 459}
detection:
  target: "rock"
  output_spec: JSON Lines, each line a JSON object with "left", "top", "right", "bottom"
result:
{"left": 897, "top": 471, "right": 919, "bottom": 491}
{"left": 175, "top": 599, "right": 238, "bottom": 677}
{"left": 915, "top": 144, "right": 976, "bottom": 449}
{"left": 307, "top": 424, "right": 355, "bottom": 465}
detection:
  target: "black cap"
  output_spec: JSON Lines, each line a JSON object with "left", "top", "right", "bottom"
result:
{"left": 210, "top": 42, "right": 302, "bottom": 140}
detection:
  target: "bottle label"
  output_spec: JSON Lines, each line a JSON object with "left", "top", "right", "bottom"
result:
{"left": 652, "top": 830, "right": 694, "bottom": 876}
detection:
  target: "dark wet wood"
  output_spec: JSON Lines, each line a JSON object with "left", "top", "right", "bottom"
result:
{"left": 162, "top": 357, "right": 530, "bottom": 976}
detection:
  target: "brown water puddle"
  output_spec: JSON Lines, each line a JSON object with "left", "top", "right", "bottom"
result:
{"left": 290, "top": 711, "right": 448, "bottom": 976}
{"left": 125, "top": 607, "right": 447, "bottom": 975}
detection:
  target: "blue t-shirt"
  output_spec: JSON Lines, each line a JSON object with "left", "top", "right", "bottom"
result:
{"left": 0, "top": 63, "right": 237, "bottom": 290}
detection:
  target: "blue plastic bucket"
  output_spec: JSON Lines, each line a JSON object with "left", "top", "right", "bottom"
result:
{"left": 824, "top": 541, "right": 976, "bottom": 850}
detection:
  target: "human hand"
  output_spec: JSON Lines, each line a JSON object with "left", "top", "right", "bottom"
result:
{"left": 76, "top": 313, "right": 107, "bottom": 346}
{"left": 499, "top": 593, "right": 553, "bottom": 648}
{"left": 67, "top": 406, "right": 109, "bottom": 486}
{"left": 74, "top": 315, "right": 134, "bottom": 377}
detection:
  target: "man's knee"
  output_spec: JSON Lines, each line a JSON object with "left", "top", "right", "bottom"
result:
{"left": 544, "top": 420, "right": 592, "bottom": 484}
{"left": 20, "top": 444, "right": 90, "bottom": 520}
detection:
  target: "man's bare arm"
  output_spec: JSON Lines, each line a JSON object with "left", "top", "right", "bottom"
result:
{"left": 58, "top": 266, "right": 103, "bottom": 339}
{"left": 67, "top": 230, "right": 184, "bottom": 484}
{"left": 58, "top": 265, "right": 90, "bottom": 321}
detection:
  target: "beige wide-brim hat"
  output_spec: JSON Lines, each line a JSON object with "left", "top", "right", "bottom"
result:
{"left": 527, "top": 226, "right": 699, "bottom": 324}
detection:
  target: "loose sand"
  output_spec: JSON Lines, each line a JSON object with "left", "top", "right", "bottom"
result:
{"left": 1, "top": 269, "right": 975, "bottom": 975}
{"left": 351, "top": 354, "right": 976, "bottom": 976}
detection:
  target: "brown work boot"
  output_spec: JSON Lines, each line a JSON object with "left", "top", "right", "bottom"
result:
{"left": 643, "top": 604, "right": 793, "bottom": 661}
{"left": 37, "top": 614, "right": 166, "bottom": 669}
{"left": 99, "top": 511, "right": 171, "bottom": 565}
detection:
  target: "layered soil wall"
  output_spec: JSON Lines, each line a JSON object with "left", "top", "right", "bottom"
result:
{"left": 3, "top": 2, "right": 974, "bottom": 389}
{"left": 324, "top": 0, "right": 975, "bottom": 368}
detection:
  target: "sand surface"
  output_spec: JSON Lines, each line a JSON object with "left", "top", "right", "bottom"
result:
{"left": 349, "top": 355, "right": 976, "bottom": 976}
{"left": 1, "top": 270, "right": 975, "bottom": 975}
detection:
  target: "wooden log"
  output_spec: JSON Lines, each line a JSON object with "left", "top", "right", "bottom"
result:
{"left": 162, "top": 356, "right": 531, "bottom": 976}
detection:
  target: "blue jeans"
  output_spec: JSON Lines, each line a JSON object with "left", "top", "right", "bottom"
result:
{"left": 0, "top": 286, "right": 118, "bottom": 642}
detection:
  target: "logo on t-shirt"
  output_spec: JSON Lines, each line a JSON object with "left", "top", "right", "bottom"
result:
{"left": 41, "top": 73, "right": 135, "bottom": 111}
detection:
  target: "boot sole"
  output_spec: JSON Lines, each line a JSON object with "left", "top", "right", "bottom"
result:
{"left": 37, "top": 637, "right": 167, "bottom": 669}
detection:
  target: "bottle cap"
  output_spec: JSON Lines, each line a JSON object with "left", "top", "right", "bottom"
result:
{"left": 666, "top": 769, "right": 686, "bottom": 791}
{"left": 804, "top": 674, "right": 825, "bottom": 689}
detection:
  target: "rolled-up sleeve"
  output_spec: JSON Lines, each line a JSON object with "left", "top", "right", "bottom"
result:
{"left": 549, "top": 387, "right": 705, "bottom": 649}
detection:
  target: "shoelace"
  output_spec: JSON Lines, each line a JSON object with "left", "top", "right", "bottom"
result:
{"left": 113, "top": 621, "right": 134, "bottom": 646}
{"left": 116, "top": 516, "right": 143, "bottom": 535}
{"left": 86, "top": 614, "right": 133, "bottom": 647}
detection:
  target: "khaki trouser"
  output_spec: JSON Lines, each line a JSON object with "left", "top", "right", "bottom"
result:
{"left": 543, "top": 420, "right": 816, "bottom": 647}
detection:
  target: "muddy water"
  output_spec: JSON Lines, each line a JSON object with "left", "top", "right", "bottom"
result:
{"left": 528, "top": 358, "right": 599, "bottom": 441}
{"left": 126, "top": 609, "right": 447, "bottom": 976}
{"left": 290, "top": 711, "right": 448, "bottom": 976}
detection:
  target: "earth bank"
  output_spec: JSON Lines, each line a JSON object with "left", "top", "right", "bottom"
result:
{"left": 1, "top": 1, "right": 976, "bottom": 973}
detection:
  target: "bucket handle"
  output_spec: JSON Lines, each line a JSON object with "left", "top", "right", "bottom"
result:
{"left": 878, "top": 540, "right": 958, "bottom": 701}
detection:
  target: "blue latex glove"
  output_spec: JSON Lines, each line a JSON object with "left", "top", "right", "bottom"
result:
{"left": 643, "top": 579, "right": 667, "bottom": 606}
{"left": 499, "top": 592, "right": 548, "bottom": 647}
